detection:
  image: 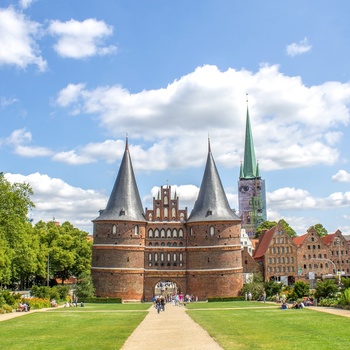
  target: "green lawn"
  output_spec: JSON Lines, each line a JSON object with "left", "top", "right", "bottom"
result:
{"left": 186, "top": 302, "right": 350, "bottom": 350}
{"left": 0, "top": 303, "right": 150, "bottom": 350}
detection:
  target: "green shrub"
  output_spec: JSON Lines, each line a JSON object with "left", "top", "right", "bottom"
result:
{"left": 318, "top": 297, "right": 339, "bottom": 307}
{"left": 338, "top": 288, "right": 350, "bottom": 306}
{"left": 0, "top": 290, "right": 22, "bottom": 307}
{"left": 24, "top": 298, "right": 50, "bottom": 309}
{"left": 55, "top": 285, "right": 71, "bottom": 300}
{"left": 2, "top": 304, "right": 13, "bottom": 313}
{"left": 31, "top": 286, "right": 51, "bottom": 299}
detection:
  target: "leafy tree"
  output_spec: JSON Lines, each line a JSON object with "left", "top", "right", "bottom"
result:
{"left": 0, "top": 173, "right": 35, "bottom": 287}
{"left": 75, "top": 272, "right": 95, "bottom": 300}
{"left": 315, "top": 279, "right": 339, "bottom": 300}
{"left": 264, "top": 280, "right": 282, "bottom": 298}
{"left": 241, "top": 272, "right": 264, "bottom": 300}
{"left": 279, "top": 219, "right": 297, "bottom": 238}
{"left": 311, "top": 224, "right": 328, "bottom": 237}
{"left": 292, "top": 280, "right": 309, "bottom": 298}
{"left": 255, "top": 221, "right": 277, "bottom": 238}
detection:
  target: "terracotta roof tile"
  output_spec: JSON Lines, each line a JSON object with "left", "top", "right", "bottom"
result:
{"left": 293, "top": 233, "right": 307, "bottom": 246}
{"left": 254, "top": 226, "right": 276, "bottom": 259}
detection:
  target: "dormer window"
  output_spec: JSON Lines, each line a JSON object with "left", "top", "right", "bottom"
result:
{"left": 206, "top": 209, "right": 212, "bottom": 217}
{"left": 119, "top": 208, "right": 125, "bottom": 216}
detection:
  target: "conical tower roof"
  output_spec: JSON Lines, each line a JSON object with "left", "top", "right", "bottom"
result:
{"left": 94, "top": 137, "right": 146, "bottom": 222}
{"left": 188, "top": 139, "right": 240, "bottom": 223}
{"left": 241, "top": 107, "right": 258, "bottom": 179}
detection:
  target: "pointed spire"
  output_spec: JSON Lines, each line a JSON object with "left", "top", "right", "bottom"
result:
{"left": 256, "top": 161, "right": 260, "bottom": 178}
{"left": 125, "top": 132, "right": 129, "bottom": 151}
{"left": 208, "top": 134, "right": 211, "bottom": 153}
{"left": 239, "top": 161, "right": 244, "bottom": 179}
{"left": 188, "top": 142, "right": 240, "bottom": 223}
{"left": 94, "top": 137, "right": 146, "bottom": 222}
{"left": 241, "top": 104, "right": 258, "bottom": 179}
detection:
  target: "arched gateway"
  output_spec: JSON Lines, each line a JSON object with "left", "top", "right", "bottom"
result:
{"left": 91, "top": 137, "right": 243, "bottom": 301}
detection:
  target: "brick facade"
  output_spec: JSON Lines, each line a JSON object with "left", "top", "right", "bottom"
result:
{"left": 92, "top": 185, "right": 243, "bottom": 301}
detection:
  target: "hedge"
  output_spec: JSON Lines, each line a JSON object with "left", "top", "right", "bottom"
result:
{"left": 208, "top": 296, "right": 245, "bottom": 302}
{"left": 82, "top": 297, "right": 122, "bottom": 303}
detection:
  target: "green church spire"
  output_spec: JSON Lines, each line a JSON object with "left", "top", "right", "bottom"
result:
{"left": 241, "top": 107, "right": 257, "bottom": 179}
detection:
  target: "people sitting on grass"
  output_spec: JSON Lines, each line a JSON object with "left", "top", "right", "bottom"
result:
{"left": 280, "top": 301, "right": 288, "bottom": 310}
{"left": 50, "top": 299, "right": 58, "bottom": 307}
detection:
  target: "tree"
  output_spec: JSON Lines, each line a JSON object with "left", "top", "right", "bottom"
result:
{"left": 292, "top": 281, "right": 309, "bottom": 298}
{"left": 75, "top": 272, "right": 95, "bottom": 300}
{"left": 255, "top": 221, "right": 277, "bottom": 238}
{"left": 264, "top": 280, "right": 282, "bottom": 298}
{"left": 279, "top": 219, "right": 297, "bottom": 238}
{"left": 311, "top": 224, "right": 328, "bottom": 237}
{"left": 241, "top": 272, "right": 265, "bottom": 300}
{"left": 315, "top": 279, "right": 339, "bottom": 300}
{"left": 0, "top": 173, "right": 35, "bottom": 287}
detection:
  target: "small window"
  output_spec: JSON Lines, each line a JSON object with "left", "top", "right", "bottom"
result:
{"left": 209, "top": 226, "right": 215, "bottom": 236}
{"left": 134, "top": 225, "right": 139, "bottom": 235}
{"left": 148, "top": 229, "right": 153, "bottom": 238}
{"left": 112, "top": 224, "right": 117, "bottom": 234}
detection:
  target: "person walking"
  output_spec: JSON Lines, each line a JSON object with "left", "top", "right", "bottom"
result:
{"left": 156, "top": 297, "right": 161, "bottom": 314}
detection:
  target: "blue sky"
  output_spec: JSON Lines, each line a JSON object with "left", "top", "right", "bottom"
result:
{"left": 1, "top": 0, "right": 350, "bottom": 236}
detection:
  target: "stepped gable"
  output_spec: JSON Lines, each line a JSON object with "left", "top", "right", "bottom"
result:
{"left": 187, "top": 139, "right": 240, "bottom": 223}
{"left": 94, "top": 137, "right": 146, "bottom": 222}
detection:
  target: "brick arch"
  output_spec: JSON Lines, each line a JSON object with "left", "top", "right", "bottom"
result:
{"left": 143, "top": 276, "right": 186, "bottom": 301}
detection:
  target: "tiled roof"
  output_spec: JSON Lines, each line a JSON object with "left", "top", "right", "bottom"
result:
{"left": 293, "top": 233, "right": 307, "bottom": 246}
{"left": 322, "top": 233, "right": 335, "bottom": 245}
{"left": 253, "top": 226, "right": 276, "bottom": 259}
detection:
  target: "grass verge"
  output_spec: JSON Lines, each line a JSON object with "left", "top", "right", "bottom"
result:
{"left": 187, "top": 302, "right": 350, "bottom": 350}
{"left": 0, "top": 303, "right": 150, "bottom": 350}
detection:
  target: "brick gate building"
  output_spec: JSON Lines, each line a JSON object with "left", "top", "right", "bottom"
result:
{"left": 91, "top": 138, "right": 243, "bottom": 301}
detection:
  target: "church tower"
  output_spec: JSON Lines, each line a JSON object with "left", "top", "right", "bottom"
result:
{"left": 238, "top": 106, "right": 267, "bottom": 237}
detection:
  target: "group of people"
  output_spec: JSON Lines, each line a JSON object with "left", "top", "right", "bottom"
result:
{"left": 154, "top": 296, "right": 166, "bottom": 313}
{"left": 18, "top": 302, "right": 30, "bottom": 312}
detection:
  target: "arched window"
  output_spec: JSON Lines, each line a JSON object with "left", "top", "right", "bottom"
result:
{"left": 156, "top": 208, "right": 160, "bottom": 218}
{"left": 134, "top": 225, "right": 139, "bottom": 235}
{"left": 148, "top": 253, "right": 152, "bottom": 261}
{"left": 173, "top": 253, "right": 177, "bottom": 261}
{"left": 172, "top": 208, "right": 176, "bottom": 218}
{"left": 112, "top": 224, "right": 117, "bottom": 234}
{"left": 167, "top": 253, "right": 171, "bottom": 262}
{"left": 209, "top": 226, "right": 215, "bottom": 236}
{"left": 161, "top": 229, "right": 165, "bottom": 238}
{"left": 179, "top": 229, "right": 184, "bottom": 238}
{"left": 164, "top": 208, "right": 168, "bottom": 218}
{"left": 180, "top": 213, "right": 185, "bottom": 222}
{"left": 161, "top": 253, "right": 164, "bottom": 262}
{"left": 148, "top": 229, "right": 153, "bottom": 238}
{"left": 172, "top": 229, "right": 177, "bottom": 238}
{"left": 164, "top": 196, "right": 168, "bottom": 205}
{"left": 173, "top": 242, "right": 177, "bottom": 246}
{"left": 167, "top": 229, "right": 171, "bottom": 238}
{"left": 179, "top": 253, "right": 183, "bottom": 262}
{"left": 161, "top": 242, "right": 165, "bottom": 246}
{"left": 148, "top": 213, "right": 152, "bottom": 221}
{"left": 155, "top": 229, "right": 159, "bottom": 238}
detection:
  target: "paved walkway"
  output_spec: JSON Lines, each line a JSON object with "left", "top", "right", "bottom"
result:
{"left": 120, "top": 304, "right": 223, "bottom": 350}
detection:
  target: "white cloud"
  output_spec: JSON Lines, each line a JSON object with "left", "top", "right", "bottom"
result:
{"left": 1, "top": 96, "right": 18, "bottom": 107}
{"left": 19, "top": 0, "right": 35, "bottom": 9}
{"left": 332, "top": 170, "right": 350, "bottom": 183}
{"left": 5, "top": 172, "right": 106, "bottom": 233}
{"left": 54, "top": 64, "right": 350, "bottom": 171}
{"left": 286, "top": 37, "right": 312, "bottom": 57}
{"left": 0, "top": 6, "right": 46, "bottom": 71}
{"left": 52, "top": 150, "right": 96, "bottom": 165}
{"left": 1, "top": 128, "right": 52, "bottom": 157}
{"left": 48, "top": 18, "right": 117, "bottom": 59}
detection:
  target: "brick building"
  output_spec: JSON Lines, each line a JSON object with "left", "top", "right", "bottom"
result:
{"left": 91, "top": 138, "right": 243, "bottom": 301}
{"left": 293, "top": 227, "right": 332, "bottom": 279}
{"left": 253, "top": 220, "right": 298, "bottom": 284}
